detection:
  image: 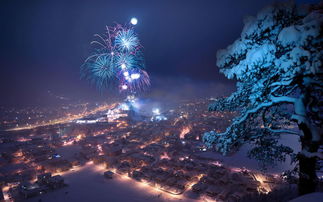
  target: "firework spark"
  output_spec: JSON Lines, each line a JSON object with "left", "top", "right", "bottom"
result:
{"left": 115, "top": 29, "right": 139, "bottom": 52}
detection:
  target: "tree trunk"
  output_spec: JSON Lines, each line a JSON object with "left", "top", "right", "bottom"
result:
{"left": 298, "top": 123, "right": 319, "bottom": 195}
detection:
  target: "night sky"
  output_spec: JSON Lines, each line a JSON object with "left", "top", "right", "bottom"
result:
{"left": 0, "top": 0, "right": 317, "bottom": 106}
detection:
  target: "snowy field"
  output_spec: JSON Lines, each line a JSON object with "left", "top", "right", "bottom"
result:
{"left": 25, "top": 163, "right": 199, "bottom": 202}
{"left": 200, "top": 133, "right": 300, "bottom": 174}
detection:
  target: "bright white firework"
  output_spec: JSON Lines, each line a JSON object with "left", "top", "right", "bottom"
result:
{"left": 130, "top": 73, "right": 140, "bottom": 80}
{"left": 123, "top": 71, "right": 129, "bottom": 77}
{"left": 130, "top": 18, "right": 138, "bottom": 25}
{"left": 121, "top": 84, "right": 128, "bottom": 90}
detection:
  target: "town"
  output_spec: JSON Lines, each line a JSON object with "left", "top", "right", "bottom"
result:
{"left": 0, "top": 98, "right": 284, "bottom": 201}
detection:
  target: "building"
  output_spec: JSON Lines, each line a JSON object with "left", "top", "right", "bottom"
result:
{"left": 104, "top": 171, "right": 114, "bottom": 179}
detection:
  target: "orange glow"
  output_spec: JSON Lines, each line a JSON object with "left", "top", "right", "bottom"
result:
{"left": 63, "top": 140, "right": 74, "bottom": 146}
{"left": 90, "top": 164, "right": 184, "bottom": 200}
{"left": 211, "top": 161, "right": 222, "bottom": 167}
{"left": 7, "top": 103, "right": 116, "bottom": 131}
{"left": 160, "top": 152, "right": 171, "bottom": 160}
{"left": 179, "top": 125, "right": 191, "bottom": 139}
{"left": 139, "top": 136, "right": 162, "bottom": 149}
{"left": 230, "top": 167, "right": 244, "bottom": 172}
{"left": 17, "top": 137, "right": 32, "bottom": 142}
{"left": 13, "top": 150, "right": 23, "bottom": 157}
{"left": 115, "top": 172, "right": 183, "bottom": 198}
{"left": 75, "top": 134, "right": 85, "bottom": 142}
{"left": 97, "top": 145, "right": 104, "bottom": 155}
{"left": 201, "top": 196, "right": 218, "bottom": 202}
{"left": 2, "top": 186, "right": 11, "bottom": 201}
{"left": 186, "top": 174, "right": 204, "bottom": 189}
{"left": 2, "top": 182, "right": 20, "bottom": 201}
{"left": 253, "top": 173, "right": 272, "bottom": 193}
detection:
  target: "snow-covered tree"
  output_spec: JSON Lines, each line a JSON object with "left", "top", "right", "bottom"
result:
{"left": 203, "top": 2, "right": 322, "bottom": 195}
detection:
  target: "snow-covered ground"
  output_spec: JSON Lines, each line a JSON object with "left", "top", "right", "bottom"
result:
{"left": 289, "top": 192, "right": 323, "bottom": 202}
{"left": 24, "top": 134, "right": 302, "bottom": 202}
{"left": 200, "top": 133, "right": 301, "bottom": 174}
{"left": 25, "top": 163, "right": 198, "bottom": 202}
{"left": 24, "top": 131, "right": 308, "bottom": 202}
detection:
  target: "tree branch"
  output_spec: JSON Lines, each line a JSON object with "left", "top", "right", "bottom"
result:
{"left": 219, "top": 96, "right": 297, "bottom": 136}
{"left": 265, "top": 127, "right": 300, "bottom": 136}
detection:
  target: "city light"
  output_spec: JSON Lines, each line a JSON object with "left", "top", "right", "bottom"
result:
{"left": 179, "top": 125, "right": 191, "bottom": 139}
{"left": 120, "top": 103, "right": 130, "bottom": 111}
{"left": 2, "top": 99, "right": 282, "bottom": 201}
{"left": 7, "top": 103, "right": 117, "bottom": 131}
{"left": 152, "top": 108, "right": 160, "bottom": 115}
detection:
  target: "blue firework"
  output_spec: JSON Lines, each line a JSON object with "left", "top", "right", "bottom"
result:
{"left": 115, "top": 53, "right": 136, "bottom": 70}
{"left": 92, "top": 55, "right": 115, "bottom": 78}
{"left": 115, "top": 51, "right": 145, "bottom": 70}
{"left": 81, "top": 54, "right": 116, "bottom": 90}
{"left": 115, "top": 29, "right": 139, "bottom": 52}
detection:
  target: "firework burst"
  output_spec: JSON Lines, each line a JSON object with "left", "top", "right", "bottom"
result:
{"left": 81, "top": 53, "right": 116, "bottom": 90}
{"left": 81, "top": 18, "right": 150, "bottom": 93}
{"left": 115, "top": 29, "right": 139, "bottom": 52}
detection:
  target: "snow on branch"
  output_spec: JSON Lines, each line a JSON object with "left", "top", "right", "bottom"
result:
{"left": 264, "top": 128, "right": 300, "bottom": 136}
{"left": 204, "top": 2, "right": 322, "bottom": 166}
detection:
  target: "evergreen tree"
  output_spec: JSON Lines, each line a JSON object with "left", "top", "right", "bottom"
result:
{"left": 203, "top": 2, "right": 322, "bottom": 195}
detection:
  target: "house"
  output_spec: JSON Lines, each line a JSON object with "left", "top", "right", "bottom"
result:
{"left": 103, "top": 145, "right": 122, "bottom": 157}
{"left": 37, "top": 173, "right": 52, "bottom": 185}
{"left": 19, "top": 181, "right": 44, "bottom": 199}
{"left": 47, "top": 175, "right": 64, "bottom": 189}
{"left": 192, "top": 182, "right": 208, "bottom": 193}
{"left": 104, "top": 171, "right": 114, "bottom": 179}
